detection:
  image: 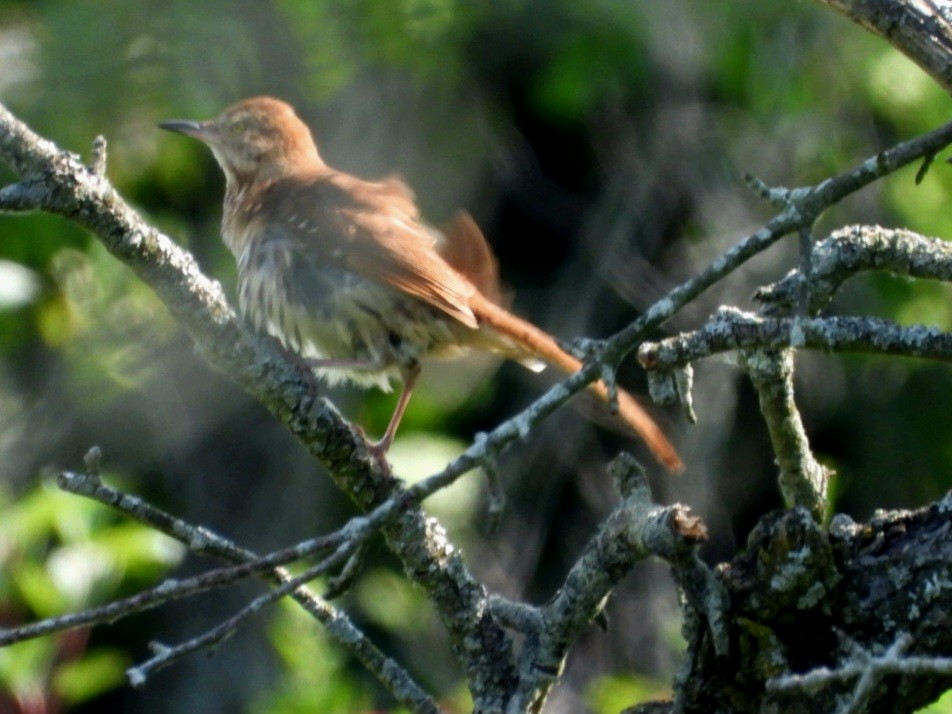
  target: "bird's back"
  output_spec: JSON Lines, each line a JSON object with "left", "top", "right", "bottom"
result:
{"left": 231, "top": 169, "right": 484, "bottom": 389}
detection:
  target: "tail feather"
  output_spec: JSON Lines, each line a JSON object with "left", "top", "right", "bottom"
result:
{"left": 470, "top": 294, "right": 684, "bottom": 472}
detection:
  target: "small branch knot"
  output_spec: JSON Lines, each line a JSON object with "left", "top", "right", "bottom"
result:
{"left": 89, "top": 135, "right": 107, "bottom": 177}
{"left": 671, "top": 510, "right": 708, "bottom": 543}
{"left": 600, "top": 363, "right": 620, "bottom": 414}
{"left": 472, "top": 431, "right": 506, "bottom": 529}
{"left": 83, "top": 445, "right": 103, "bottom": 482}
{"left": 608, "top": 452, "right": 649, "bottom": 501}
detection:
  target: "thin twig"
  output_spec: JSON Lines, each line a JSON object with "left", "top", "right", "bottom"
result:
{"left": 765, "top": 632, "right": 952, "bottom": 714}
{"left": 0, "top": 101, "right": 518, "bottom": 708}
{"left": 48, "top": 468, "right": 442, "bottom": 714}
{"left": 128, "top": 546, "right": 352, "bottom": 687}
{"left": 505, "top": 454, "right": 714, "bottom": 711}
{"left": 638, "top": 310, "right": 952, "bottom": 369}
{"left": 411, "top": 119, "right": 952, "bottom": 496}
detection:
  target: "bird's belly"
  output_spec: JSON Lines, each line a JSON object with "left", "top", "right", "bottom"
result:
{"left": 238, "top": 258, "right": 472, "bottom": 391}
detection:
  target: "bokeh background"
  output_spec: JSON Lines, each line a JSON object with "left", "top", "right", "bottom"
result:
{"left": 1, "top": 1, "right": 951, "bottom": 712}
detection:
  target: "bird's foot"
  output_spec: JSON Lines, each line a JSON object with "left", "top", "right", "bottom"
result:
{"left": 352, "top": 424, "right": 394, "bottom": 477}
{"left": 367, "top": 438, "right": 394, "bottom": 478}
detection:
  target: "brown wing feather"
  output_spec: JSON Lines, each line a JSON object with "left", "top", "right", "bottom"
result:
{"left": 339, "top": 209, "right": 479, "bottom": 328}
{"left": 266, "top": 170, "right": 480, "bottom": 329}
{"left": 437, "top": 212, "right": 503, "bottom": 305}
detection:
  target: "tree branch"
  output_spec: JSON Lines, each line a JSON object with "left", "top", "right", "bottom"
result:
{"left": 0, "top": 101, "right": 517, "bottom": 710}
{"left": 643, "top": 503, "right": 952, "bottom": 713}
{"left": 587, "top": 117, "right": 952, "bottom": 377}
{"left": 756, "top": 224, "right": 952, "bottom": 316}
{"left": 813, "top": 0, "right": 952, "bottom": 92}
{"left": 498, "top": 454, "right": 718, "bottom": 712}
{"left": 636, "top": 221, "right": 952, "bottom": 517}
{"left": 638, "top": 223, "right": 952, "bottom": 515}
{"left": 741, "top": 348, "right": 831, "bottom": 517}
{"left": 126, "top": 553, "right": 355, "bottom": 688}
{"left": 2, "top": 460, "right": 441, "bottom": 714}
{"left": 638, "top": 309, "right": 952, "bottom": 369}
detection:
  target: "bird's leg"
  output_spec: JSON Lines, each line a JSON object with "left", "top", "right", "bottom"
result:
{"left": 303, "top": 358, "right": 391, "bottom": 370}
{"left": 298, "top": 356, "right": 420, "bottom": 475}
{"left": 370, "top": 360, "right": 421, "bottom": 464}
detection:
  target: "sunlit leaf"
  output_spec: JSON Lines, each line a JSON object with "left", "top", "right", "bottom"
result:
{"left": 388, "top": 432, "right": 480, "bottom": 526}
{"left": 354, "top": 568, "right": 431, "bottom": 634}
{"left": 920, "top": 688, "right": 952, "bottom": 713}
{"left": 585, "top": 673, "right": 671, "bottom": 714}
{"left": 0, "top": 638, "right": 53, "bottom": 695}
{"left": 253, "top": 601, "right": 372, "bottom": 714}
{"left": 0, "top": 260, "right": 40, "bottom": 310}
{"left": 52, "top": 648, "right": 129, "bottom": 704}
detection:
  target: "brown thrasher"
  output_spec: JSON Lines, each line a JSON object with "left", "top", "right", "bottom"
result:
{"left": 159, "top": 96, "right": 683, "bottom": 472}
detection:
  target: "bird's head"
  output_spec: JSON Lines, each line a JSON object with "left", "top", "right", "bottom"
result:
{"left": 160, "top": 96, "right": 322, "bottom": 187}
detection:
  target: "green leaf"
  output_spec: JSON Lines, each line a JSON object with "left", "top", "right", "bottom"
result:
{"left": 585, "top": 673, "right": 671, "bottom": 714}
{"left": 13, "top": 559, "right": 68, "bottom": 617}
{"left": 0, "top": 638, "right": 54, "bottom": 695}
{"left": 919, "top": 688, "right": 952, "bottom": 713}
{"left": 354, "top": 568, "right": 431, "bottom": 633}
{"left": 252, "top": 601, "right": 372, "bottom": 714}
{"left": 90, "top": 523, "right": 185, "bottom": 575}
{"left": 52, "top": 648, "right": 129, "bottom": 704}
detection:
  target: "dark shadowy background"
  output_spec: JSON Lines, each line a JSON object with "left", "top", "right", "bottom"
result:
{"left": 1, "top": 1, "right": 950, "bottom": 712}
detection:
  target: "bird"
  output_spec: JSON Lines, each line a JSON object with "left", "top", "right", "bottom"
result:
{"left": 159, "top": 96, "right": 683, "bottom": 472}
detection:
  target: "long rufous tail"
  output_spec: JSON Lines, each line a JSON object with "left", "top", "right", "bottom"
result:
{"left": 469, "top": 293, "right": 684, "bottom": 472}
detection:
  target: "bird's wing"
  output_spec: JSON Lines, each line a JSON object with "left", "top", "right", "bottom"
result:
{"left": 436, "top": 211, "right": 504, "bottom": 306}
{"left": 270, "top": 171, "right": 480, "bottom": 329}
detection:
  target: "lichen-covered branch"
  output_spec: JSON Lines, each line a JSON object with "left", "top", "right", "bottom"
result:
{"left": 638, "top": 309, "right": 952, "bottom": 369}
{"left": 10, "top": 460, "right": 441, "bottom": 714}
{"left": 757, "top": 224, "right": 952, "bottom": 316}
{"left": 813, "top": 0, "right": 952, "bottom": 93}
{"left": 0, "top": 100, "right": 516, "bottom": 710}
{"left": 629, "top": 502, "right": 952, "bottom": 713}
{"left": 499, "top": 455, "right": 717, "bottom": 712}
{"left": 589, "top": 115, "right": 952, "bottom": 376}
{"left": 740, "top": 349, "right": 831, "bottom": 517}
{"left": 637, "top": 222, "right": 952, "bottom": 515}
{"left": 637, "top": 306, "right": 950, "bottom": 500}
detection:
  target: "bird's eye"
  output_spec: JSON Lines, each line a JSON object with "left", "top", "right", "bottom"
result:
{"left": 228, "top": 117, "right": 252, "bottom": 134}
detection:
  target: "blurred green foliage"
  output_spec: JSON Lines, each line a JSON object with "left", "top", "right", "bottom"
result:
{"left": 0, "top": 480, "right": 183, "bottom": 710}
{"left": 255, "top": 598, "right": 471, "bottom": 714}
{"left": 252, "top": 600, "right": 375, "bottom": 714}
{"left": 585, "top": 672, "right": 670, "bottom": 713}
{"left": 1, "top": 0, "right": 951, "bottom": 711}
{"left": 922, "top": 690, "right": 952, "bottom": 714}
